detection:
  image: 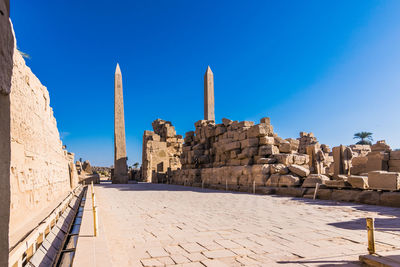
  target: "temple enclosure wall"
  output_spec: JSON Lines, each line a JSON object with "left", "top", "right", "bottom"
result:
{"left": 1, "top": 17, "right": 79, "bottom": 262}
{"left": 0, "top": 1, "right": 13, "bottom": 265}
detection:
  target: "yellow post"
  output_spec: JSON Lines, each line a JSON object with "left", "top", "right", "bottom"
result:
{"left": 91, "top": 181, "right": 98, "bottom": 237}
{"left": 253, "top": 180, "right": 256, "bottom": 194}
{"left": 366, "top": 217, "right": 375, "bottom": 254}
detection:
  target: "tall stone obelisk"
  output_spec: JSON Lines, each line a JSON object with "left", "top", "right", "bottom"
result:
{"left": 113, "top": 63, "right": 128, "bottom": 184}
{"left": 204, "top": 66, "right": 215, "bottom": 121}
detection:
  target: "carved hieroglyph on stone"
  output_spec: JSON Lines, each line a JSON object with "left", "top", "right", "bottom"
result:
{"left": 204, "top": 66, "right": 215, "bottom": 121}
{"left": 113, "top": 63, "right": 128, "bottom": 183}
{"left": 3, "top": 17, "right": 79, "bottom": 253}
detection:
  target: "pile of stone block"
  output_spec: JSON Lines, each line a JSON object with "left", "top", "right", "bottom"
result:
{"left": 170, "top": 118, "right": 336, "bottom": 189}
{"left": 142, "top": 119, "right": 183, "bottom": 182}
{"left": 155, "top": 117, "right": 400, "bottom": 194}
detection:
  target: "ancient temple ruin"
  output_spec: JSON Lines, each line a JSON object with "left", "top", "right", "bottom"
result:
{"left": 142, "top": 119, "right": 183, "bottom": 182}
{"left": 139, "top": 67, "right": 400, "bottom": 208}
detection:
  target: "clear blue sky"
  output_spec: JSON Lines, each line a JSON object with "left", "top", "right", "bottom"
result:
{"left": 12, "top": 1, "right": 400, "bottom": 167}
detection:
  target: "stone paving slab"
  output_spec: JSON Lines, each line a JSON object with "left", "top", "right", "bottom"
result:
{"left": 73, "top": 186, "right": 112, "bottom": 267}
{"left": 88, "top": 183, "right": 400, "bottom": 266}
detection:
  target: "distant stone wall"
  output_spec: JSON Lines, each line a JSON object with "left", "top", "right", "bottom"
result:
{"left": 0, "top": 1, "right": 13, "bottom": 265}
{"left": 142, "top": 119, "right": 183, "bottom": 182}
{"left": 7, "top": 28, "right": 78, "bottom": 248}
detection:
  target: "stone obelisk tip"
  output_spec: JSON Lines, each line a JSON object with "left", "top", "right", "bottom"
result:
{"left": 206, "top": 65, "right": 213, "bottom": 74}
{"left": 115, "top": 63, "right": 121, "bottom": 74}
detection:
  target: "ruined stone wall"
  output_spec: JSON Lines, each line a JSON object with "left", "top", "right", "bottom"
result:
{"left": 170, "top": 118, "right": 333, "bottom": 189}
{"left": 8, "top": 32, "right": 77, "bottom": 248}
{"left": 142, "top": 119, "right": 183, "bottom": 182}
{"left": 169, "top": 117, "right": 400, "bottom": 193}
{"left": 0, "top": 1, "right": 13, "bottom": 265}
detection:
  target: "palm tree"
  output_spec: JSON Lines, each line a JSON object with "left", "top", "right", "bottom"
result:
{"left": 133, "top": 162, "right": 140, "bottom": 169}
{"left": 353, "top": 132, "right": 373, "bottom": 145}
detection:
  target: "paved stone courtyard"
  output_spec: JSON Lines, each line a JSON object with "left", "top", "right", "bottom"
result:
{"left": 93, "top": 182, "right": 400, "bottom": 266}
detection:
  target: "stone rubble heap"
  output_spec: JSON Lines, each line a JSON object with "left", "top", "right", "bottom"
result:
{"left": 169, "top": 117, "right": 334, "bottom": 189}
{"left": 142, "top": 119, "right": 183, "bottom": 182}
{"left": 140, "top": 117, "right": 400, "bottom": 193}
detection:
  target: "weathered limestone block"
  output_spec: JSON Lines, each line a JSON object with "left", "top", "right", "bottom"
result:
{"left": 331, "top": 190, "right": 358, "bottom": 203}
{"left": 279, "top": 175, "right": 301, "bottom": 187}
{"left": 348, "top": 175, "right": 369, "bottom": 189}
{"left": 324, "top": 180, "right": 351, "bottom": 189}
{"left": 224, "top": 141, "right": 240, "bottom": 152}
{"left": 259, "top": 136, "right": 274, "bottom": 145}
{"left": 260, "top": 117, "right": 271, "bottom": 124}
{"left": 240, "top": 138, "right": 259, "bottom": 148}
{"left": 258, "top": 145, "right": 279, "bottom": 156}
{"left": 355, "top": 191, "right": 380, "bottom": 205}
{"left": 388, "top": 159, "right": 400, "bottom": 172}
{"left": 247, "top": 124, "right": 273, "bottom": 138}
{"left": 250, "top": 164, "right": 270, "bottom": 185}
{"left": 288, "top": 164, "right": 310, "bottom": 177}
{"left": 279, "top": 140, "right": 291, "bottom": 153}
{"left": 266, "top": 174, "right": 280, "bottom": 187}
{"left": 272, "top": 164, "right": 289, "bottom": 175}
{"left": 380, "top": 192, "right": 400, "bottom": 207}
{"left": 286, "top": 138, "right": 300, "bottom": 152}
{"left": 302, "top": 174, "right": 330, "bottom": 188}
{"left": 390, "top": 150, "right": 400, "bottom": 160}
{"left": 273, "top": 153, "right": 294, "bottom": 165}
{"left": 351, "top": 156, "right": 368, "bottom": 175}
{"left": 236, "top": 121, "right": 254, "bottom": 128}
{"left": 371, "top": 140, "right": 391, "bottom": 152}
{"left": 367, "top": 151, "right": 389, "bottom": 172}
{"left": 368, "top": 171, "right": 400, "bottom": 191}
{"left": 293, "top": 154, "right": 309, "bottom": 165}
{"left": 297, "top": 132, "right": 318, "bottom": 154}
{"left": 256, "top": 157, "right": 276, "bottom": 164}
{"left": 241, "top": 147, "right": 258, "bottom": 158}
{"left": 349, "top": 144, "right": 371, "bottom": 157}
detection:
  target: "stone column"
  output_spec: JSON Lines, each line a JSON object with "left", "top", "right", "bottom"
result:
{"left": 113, "top": 63, "right": 128, "bottom": 183}
{"left": 0, "top": 1, "right": 12, "bottom": 265}
{"left": 204, "top": 66, "right": 215, "bottom": 121}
